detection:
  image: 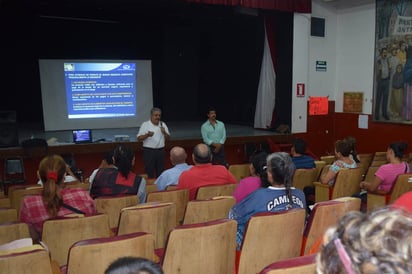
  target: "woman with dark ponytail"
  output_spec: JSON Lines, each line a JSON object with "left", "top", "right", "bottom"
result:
{"left": 228, "top": 152, "right": 306, "bottom": 249}
{"left": 20, "top": 155, "right": 96, "bottom": 242}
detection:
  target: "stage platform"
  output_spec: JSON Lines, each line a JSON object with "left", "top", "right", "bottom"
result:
{"left": 0, "top": 121, "right": 293, "bottom": 183}
{"left": 1, "top": 121, "right": 292, "bottom": 158}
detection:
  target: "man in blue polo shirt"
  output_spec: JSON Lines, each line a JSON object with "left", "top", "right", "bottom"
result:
{"left": 290, "top": 138, "right": 315, "bottom": 169}
{"left": 201, "top": 107, "right": 228, "bottom": 167}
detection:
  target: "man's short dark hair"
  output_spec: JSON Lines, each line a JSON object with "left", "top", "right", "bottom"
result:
{"left": 293, "top": 138, "right": 307, "bottom": 154}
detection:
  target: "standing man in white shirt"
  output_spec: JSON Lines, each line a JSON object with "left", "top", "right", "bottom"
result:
{"left": 137, "top": 107, "right": 170, "bottom": 178}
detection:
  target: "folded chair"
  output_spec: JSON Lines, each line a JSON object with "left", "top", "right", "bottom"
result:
{"left": 237, "top": 209, "right": 306, "bottom": 274}
{"left": 0, "top": 208, "right": 18, "bottom": 224}
{"left": 160, "top": 219, "right": 237, "bottom": 274}
{"left": 117, "top": 202, "right": 176, "bottom": 249}
{"left": 65, "top": 232, "right": 155, "bottom": 274}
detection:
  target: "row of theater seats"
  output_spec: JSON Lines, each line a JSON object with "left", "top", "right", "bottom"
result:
{"left": 0, "top": 195, "right": 361, "bottom": 274}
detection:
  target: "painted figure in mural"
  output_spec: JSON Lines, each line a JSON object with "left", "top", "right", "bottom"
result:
{"left": 402, "top": 36, "right": 412, "bottom": 121}
{"left": 375, "top": 47, "right": 391, "bottom": 120}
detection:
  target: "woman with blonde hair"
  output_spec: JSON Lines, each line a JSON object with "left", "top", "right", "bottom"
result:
{"left": 20, "top": 154, "right": 96, "bottom": 242}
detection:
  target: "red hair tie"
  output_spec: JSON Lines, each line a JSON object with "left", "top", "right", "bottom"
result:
{"left": 47, "top": 171, "right": 58, "bottom": 181}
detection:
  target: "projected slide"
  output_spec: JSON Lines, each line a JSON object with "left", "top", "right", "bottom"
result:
{"left": 64, "top": 62, "right": 137, "bottom": 119}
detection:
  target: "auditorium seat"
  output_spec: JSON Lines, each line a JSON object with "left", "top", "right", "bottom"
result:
{"left": 117, "top": 202, "right": 176, "bottom": 249}
{"left": 367, "top": 173, "right": 412, "bottom": 212}
{"left": 259, "top": 253, "right": 316, "bottom": 274}
{"left": 313, "top": 160, "right": 326, "bottom": 182}
{"left": 0, "top": 245, "right": 53, "bottom": 274}
{"left": 0, "top": 222, "right": 30, "bottom": 245}
{"left": 146, "top": 189, "right": 189, "bottom": 225}
{"left": 301, "top": 197, "right": 360, "bottom": 255}
{"left": 2, "top": 157, "right": 26, "bottom": 194}
{"left": 237, "top": 209, "right": 306, "bottom": 274}
{"left": 42, "top": 214, "right": 111, "bottom": 266}
{"left": 183, "top": 196, "right": 235, "bottom": 225}
{"left": 0, "top": 208, "right": 18, "bottom": 224}
{"left": 228, "top": 164, "right": 250, "bottom": 182}
{"left": 145, "top": 183, "right": 158, "bottom": 196}
{"left": 10, "top": 186, "right": 43, "bottom": 217}
{"left": 65, "top": 232, "right": 156, "bottom": 274}
{"left": 195, "top": 184, "right": 237, "bottom": 200}
{"left": 357, "top": 153, "right": 373, "bottom": 177}
{"left": 363, "top": 165, "right": 379, "bottom": 184}
{"left": 319, "top": 155, "right": 335, "bottom": 165}
{"left": 292, "top": 168, "right": 316, "bottom": 191}
{"left": 0, "top": 197, "right": 11, "bottom": 208}
{"left": 314, "top": 167, "right": 362, "bottom": 202}
{"left": 160, "top": 219, "right": 237, "bottom": 274}
{"left": 94, "top": 195, "right": 138, "bottom": 229}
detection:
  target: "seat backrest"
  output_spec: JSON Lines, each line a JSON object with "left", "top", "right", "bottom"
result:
{"left": 95, "top": 195, "right": 139, "bottom": 229}
{"left": 117, "top": 202, "right": 176, "bottom": 249}
{"left": 195, "top": 184, "right": 237, "bottom": 200}
{"left": 260, "top": 253, "right": 317, "bottom": 274}
{"left": 0, "top": 246, "right": 53, "bottom": 274}
{"left": 292, "top": 169, "right": 316, "bottom": 190}
{"left": 372, "top": 151, "right": 387, "bottom": 161}
{"left": 162, "top": 219, "right": 237, "bottom": 274}
{"left": 183, "top": 196, "right": 236, "bottom": 225}
{"left": 0, "top": 208, "right": 18, "bottom": 224}
{"left": 331, "top": 168, "right": 363, "bottom": 199}
{"left": 64, "top": 182, "right": 90, "bottom": 190}
{"left": 370, "top": 159, "right": 387, "bottom": 167}
{"left": 145, "top": 183, "right": 158, "bottom": 196}
{"left": 67, "top": 232, "right": 155, "bottom": 274}
{"left": 320, "top": 155, "right": 335, "bottom": 165}
{"left": 42, "top": 214, "right": 111, "bottom": 266}
{"left": 228, "top": 164, "right": 250, "bottom": 182}
{"left": 358, "top": 153, "right": 373, "bottom": 176}
{"left": 146, "top": 189, "right": 189, "bottom": 225}
{"left": 301, "top": 198, "right": 360, "bottom": 255}
{"left": 364, "top": 166, "right": 379, "bottom": 183}
{"left": 313, "top": 161, "right": 326, "bottom": 182}
{"left": 0, "top": 197, "right": 11, "bottom": 208}
{"left": 388, "top": 173, "right": 412, "bottom": 204}
{"left": 10, "top": 187, "right": 43, "bottom": 217}
{"left": 238, "top": 209, "right": 306, "bottom": 274}
{"left": 0, "top": 222, "right": 30, "bottom": 245}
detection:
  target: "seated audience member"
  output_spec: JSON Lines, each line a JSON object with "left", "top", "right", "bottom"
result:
{"left": 320, "top": 139, "right": 357, "bottom": 185}
{"left": 155, "top": 146, "right": 192, "bottom": 191}
{"left": 87, "top": 150, "right": 115, "bottom": 188}
{"left": 344, "top": 135, "right": 361, "bottom": 164}
{"left": 105, "top": 257, "right": 164, "bottom": 274}
{"left": 290, "top": 138, "right": 315, "bottom": 169}
{"left": 232, "top": 151, "right": 269, "bottom": 203}
{"left": 177, "top": 143, "right": 237, "bottom": 200}
{"left": 20, "top": 155, "right": 96, "bottom": 242}
{"left": 229, "top": 152, "right": 306, "bottom": 248}
{"left": 90, "top": 145, "right": 146, "bottom": 202}
{"left": 316, "top": 207, "right": 412, "bottom": 274}
{"left": 360, "top": 142, "right": 409, "bottom": 193}
{"left": 37, "top": 156, "right": 80, "bottom": 185}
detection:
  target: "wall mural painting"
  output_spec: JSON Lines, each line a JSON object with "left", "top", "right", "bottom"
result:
{"left": 374, "top": 0, "right": 412, "bottom": 123}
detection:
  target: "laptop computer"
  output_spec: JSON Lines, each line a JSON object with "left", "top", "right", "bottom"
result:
{"left": 72, "top": 129, "right": 92, "bottom": 144}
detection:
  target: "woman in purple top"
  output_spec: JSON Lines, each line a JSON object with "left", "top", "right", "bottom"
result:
{"left": 232, "top": 151, "right": 269, "bottom": 203}
{"left": 360, "top": 142, "right": 409, "bottom": 192}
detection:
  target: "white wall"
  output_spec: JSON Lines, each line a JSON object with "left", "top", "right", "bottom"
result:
{"left": 308, "top": 1, "right": 375, "bottom": 114}
{"left": 292, "top": 13, "right": 311, "bottom": 133}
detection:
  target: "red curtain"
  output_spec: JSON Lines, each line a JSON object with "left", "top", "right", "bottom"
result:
{"left": 183, "top": 0, "right": 311, "bottom": 13}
